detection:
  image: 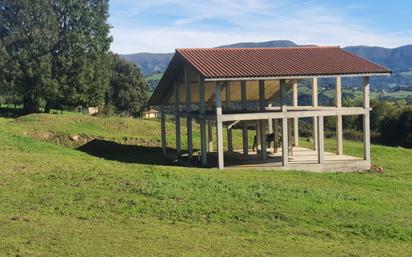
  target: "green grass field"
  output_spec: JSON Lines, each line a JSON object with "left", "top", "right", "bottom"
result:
{"left": 0, "top": 110, "right": 411, "bottom": 256}
{"left": 300, "top": 87, "right": 412, "bottom": 103}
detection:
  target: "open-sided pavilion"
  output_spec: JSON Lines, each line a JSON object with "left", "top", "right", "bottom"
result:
{"left": 149, "top": 46, "right": 391, "bottom": 171}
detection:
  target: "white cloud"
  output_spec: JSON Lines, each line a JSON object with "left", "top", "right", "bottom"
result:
{"left": 110, "top": 28, "right": 273, "bottom": 53}
{"left": 109, "top": 0, "right": 412, "bottom": 54}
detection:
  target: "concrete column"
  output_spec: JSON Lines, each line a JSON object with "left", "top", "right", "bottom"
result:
{"left": 185, "top": 65, "right": 193, "bottom": 160}
{"left": 269, "top": 117, "right": 274, "bottom": 150}
{"left": 292, "top": 80, "right": 299, "bottom": 147}
{"left": 215, "top": 82, "right": 224, "bottom": 170}
{"left": 259, "top": 80, "right": 267, "bottom": 159}
{"left": 227, "top": 127, "right": 233, "bottom": 151}
{"left": 273, "top": 119, "right": 279, "bottom": 153}
{"left": 174, "top": 82, "right": 181, "bottom": 155}
{"left": 280, "top": 79, "right": 287, "bottom": 110}
{"left": 363, "top": 76, "right": 371, "bottom": 161}
{"left": 288, "top": 118, "right": 293, "bottom": 156}
{"left": 282, "top": 117, "right": 288, "bottom": 166}
{"left": 363, "top": 113, "right": 371, "bottom": 161}
{"left": 160, "top": 105, "right": 166, "bottom": 155}
{"left": 199, "top": 77, "right": 207, "bottom": 166}
{"left": 216, "top": 121, "right": 224, "bottom": 170}
{"left": 312, "top": 77, "right": 318, "bottom": 150}
{"left": 336, "top": 76, "right": 343, "bottom": 155}
{"left": 256, "top": 121, "right": 261, "bottom": 151}
{"left": 242, "top": 122, "right": 248, "bottom": 155}
{"left": 268, "top": 108, "right": 273, "bottom": 152}
{"left": 241, "top": 81, "right": 248, "bottom": 156}
{"left": 260, "top": 120, "right": 267, "bottom": 159}
{"left": 268, "top": 113, "right": 273, "bottom": 133}
{"left": 226, "top": 82, "right": 233, "bottom": 151}
{"left": 317, "top": 116, "right": 325, "bottom": 163}
{"left": 267, "top": 103, "right": 273, "bottom": 150}
{"left": 207, "top": 122, "right": 213, "bottom": 152}
{"left": 280, "top": 79, "right": 288, "bottom": 166}
{"left": 259, "top": 80, "right": 265, "bottom": 110}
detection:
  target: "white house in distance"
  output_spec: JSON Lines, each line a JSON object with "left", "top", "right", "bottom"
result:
{"left": 86, "top": 107, "right": 99, "bottom": 115}
{"left": 149, "top": 46, "right": 391, "bottom": 171}
{"left": 142, "top": 108, "right": 159, "bottom": 119}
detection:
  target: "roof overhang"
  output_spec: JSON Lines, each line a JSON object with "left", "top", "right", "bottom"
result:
{"left": 204, "top": 72, "right": 391, "bottom": 82}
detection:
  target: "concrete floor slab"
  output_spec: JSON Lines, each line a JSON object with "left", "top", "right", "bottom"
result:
{"left": 173, "top": 146, "right": 370, "bottom": 172}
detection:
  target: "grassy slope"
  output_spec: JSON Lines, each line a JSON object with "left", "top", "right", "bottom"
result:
{"left": 0, "top": 113, "right": 412, "bottom": 256}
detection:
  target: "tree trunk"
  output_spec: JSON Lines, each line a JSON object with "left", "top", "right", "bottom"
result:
{"left": 23, "top": 96, "right": 40, "bottom": 114}
{"left": 44, "top": 101, "right": 52, "bottom": 113}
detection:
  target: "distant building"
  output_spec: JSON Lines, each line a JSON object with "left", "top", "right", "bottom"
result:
{"left": 86, "top": 107, "right": 99, "bottom": 115}
{"left": 142, "top": 108, "right": 159, "bottom": 119}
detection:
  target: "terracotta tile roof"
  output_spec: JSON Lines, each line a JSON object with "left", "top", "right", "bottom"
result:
{"left": 176, "top": 46, "right": 391, "bottom": 79}
{"left": 143, "top": 108, "right": 159, "bottom": 114}
{"left": 149, "top": 46, "right": 391, "bottom": 105}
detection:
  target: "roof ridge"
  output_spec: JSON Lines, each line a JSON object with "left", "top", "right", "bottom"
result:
{"left": 176, "top": 46, "right": 340, "bottom": 51}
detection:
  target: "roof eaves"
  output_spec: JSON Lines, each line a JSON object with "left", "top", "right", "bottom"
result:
{"left": 148, "top": 52, "right": 183, "bottom": 106}
{"left": 203, "top": 71, "right": 391, "bottom": 81}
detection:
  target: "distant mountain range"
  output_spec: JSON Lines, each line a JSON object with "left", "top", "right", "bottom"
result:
{"left": 120, "top": 40, "right": 412, "bottom": 90}
{"left": 121, "top": 52, "right": 173, "bottom": 77}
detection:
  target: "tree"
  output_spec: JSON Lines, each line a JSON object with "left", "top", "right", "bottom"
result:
{"left": 370, "top": 100, "right": 400, "bottom": 131}
{"left": 0, "top": 0, "right": 112, "bottom": 114}
{"left": 0, "top": 0, "right": 58, "bottom": 113}
{"left": 380, "top": 117, "right": 401, "bottom": 145}
{"left": 48, "top": 0, "right": 112, "bottom": 112}
{"left": 378, "top": 102, "right": 412, "bottom": 147}
{"left": 106, "top": 54, "right": 148, "bottom": 116}
{"left": 398, "top": 107, "right": 412, "bottom": 147}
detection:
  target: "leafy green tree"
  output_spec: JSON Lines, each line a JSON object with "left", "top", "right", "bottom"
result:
{"left": 370, "top": 100, "right": 402, "bottom": 131}
{"left": 48, "top": 0, "right": 112, "bottom": 112}
{"left": 398, "top": 107, "right": 412, "bottom": 147}
{"left": 0, "top": 0, "right": 58, "bottom": 113}
{"left": 0, "top": 0, "right": 112, "bottom": 114}
{"left": 378, "top": 101, "right": 411, "bottom": 146}
{"left": 380, "top": 117, "right": 401, "bottom": 145}
{"left": 106, "top": 54, "right": 148, "bottom": 116}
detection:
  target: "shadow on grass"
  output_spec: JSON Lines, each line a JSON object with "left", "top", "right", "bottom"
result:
{"left": 77, "top": 139, "right": 176, "bottom": 166}
{"left": 0, "top": 107, "right": 25, "bottom": 118}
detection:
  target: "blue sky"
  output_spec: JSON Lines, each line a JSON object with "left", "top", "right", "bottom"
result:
{"left": 109, "top": 0, "right": 412, "bottom": 54}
